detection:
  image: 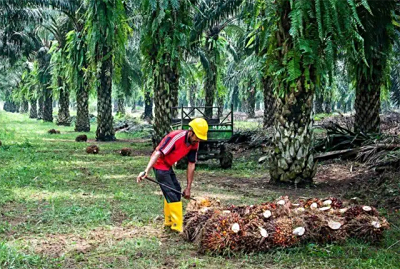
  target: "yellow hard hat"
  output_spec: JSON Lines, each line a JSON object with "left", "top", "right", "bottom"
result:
{"left": 189, "top": 118, "right": 208, "bottom": 140}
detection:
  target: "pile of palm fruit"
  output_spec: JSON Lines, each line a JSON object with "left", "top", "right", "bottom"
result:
{"left": 183, "top": 197, "right": 389, "bottom": 254}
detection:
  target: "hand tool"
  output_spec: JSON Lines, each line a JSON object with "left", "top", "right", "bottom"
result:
{"left": 139, "top": 172, "right": 196, "bottom": 201}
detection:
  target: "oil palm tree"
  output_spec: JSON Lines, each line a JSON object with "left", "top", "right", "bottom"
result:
{"left": 191, "top": 0, "right": 245, "bottom": 119}
{"left": 37, "top": 45, "right": 53, "bottom": 122}
{"left": 390, "top": 39, "right": 400, "bottom": 108}
{"left": 262, "top": 0, "right": 369, "bottom": 185}
{"left": 0, "top": 61, "right": 24, "bottom": 112}
{"left": 46, "top": 16, "right": 74, "bottom": 126}
{"left": 84, "top": 0, "right": 131, "bottom": 141}
{"left": 1, "top": 0, "right": 80, "bottom": 123}
{"left": 114, "top": 37, "right": 143, "bottom": 117}
{"left": 65, "top": 27, "right": 91, "bottom": 132}
{"left": 350, "top": 0, "right": 399, "bottom": 133}
{"left": 140, "top": 0, "right": 195, "bottom": 144}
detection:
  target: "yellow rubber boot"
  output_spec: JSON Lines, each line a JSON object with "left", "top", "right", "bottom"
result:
{"left": 164, "top": 199, "right": 172, "bottom": 227}
{"left": 168, "top": 201, "right": 183, "bottom": 233}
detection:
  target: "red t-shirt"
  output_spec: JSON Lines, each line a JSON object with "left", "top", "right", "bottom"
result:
{"left": 153, "top": 130, "right": 199, "bottom": 170}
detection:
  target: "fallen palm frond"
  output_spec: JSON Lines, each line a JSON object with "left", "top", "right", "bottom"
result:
{"left": 314, "top": 123, "right": 371, "bottom": 153}
{"left": 356, "top": 144, "right": 400, "bottom": 164}
{"left": 314, "top": 122, "right": 400, "bottom": 165}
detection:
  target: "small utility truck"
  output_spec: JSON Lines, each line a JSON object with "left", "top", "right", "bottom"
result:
{"left": 171, "top": 105, "right": 234, "bottom": 169}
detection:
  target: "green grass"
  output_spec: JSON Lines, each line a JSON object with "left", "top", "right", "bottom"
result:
{"left": 0, "top": 111, "right": 399, "bottom": 268}
{"left": 234, "top": 120, "right": 262, "bottom": 131}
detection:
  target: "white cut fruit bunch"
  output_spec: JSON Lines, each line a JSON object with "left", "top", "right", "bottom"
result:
{"left": 295, "top": 207, "right": 305, "bottom": 213}
{"left": 319, "top": 206, "right": 331, "bottom": 211}
{"left": 362, "top": 206, "right": 372, "bottom": 212}
{"left": 263, "top": 210, "right": 272, "bottom": 218}
{"left": 200, "top": 207, "right": 209, "bottom": 213}
{"left": 293, "top": 227, "right": 305, "bottom": 236}
{"left": 371, "top": 221, "right": 381, "bottom": 228}
{"left": 231, "top": 223, "right": 240, "bottom": 233}
{"left": 328, "top": 220, "right": 342, "bottom": 230}
{"left": 277, "top": 200, "right": 286, "bottom": 206}
{"left": 260, "top": 228, "right": 268, "bottom": 238}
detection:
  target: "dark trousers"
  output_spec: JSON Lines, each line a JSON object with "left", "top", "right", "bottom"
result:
{"left": 153, "top": 168, "right": 181, "bottom": 203}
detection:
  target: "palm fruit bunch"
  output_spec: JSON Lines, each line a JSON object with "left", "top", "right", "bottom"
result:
{"left": 271, "top": 216, "right": 303, "bottom": 247}
{"left": 183, "top": 209, "right": 216, "bottom": 243}
{"left": 183, "top": 197, "right": 223, "bottom": 243}
{"left": 48, "top": 129, "right": 60, "bottom": 134}
{"left": 186, "top": 197, "right": 221, "bottom": 212}
{"left": 240, "top": 218, "right": 273, "bottom": 252}
{"left": 328, "top": 197, "right": 343, "bottom": 209}
{"left": 344, "top": 205, "right": 389, "bottom": 242}
{"left": 199, "top": 212, "right": 245, "bottom": 254}
{"left": 120, "top": 148, "right": 132, "bottom": 156}
{"left": 344, "top": 205, "right": 379, "bottom": 220}
{"left": 302, "top": 211, "right": 348, "bottom": 243}
{"left": 183, "top": 196, "right": 390, "bottom": 254}
{"left": 86, "top": 145, "right": 99, "bottom": 154}
{"left": 75, "top": 134, "right": 88, "bottom": 142}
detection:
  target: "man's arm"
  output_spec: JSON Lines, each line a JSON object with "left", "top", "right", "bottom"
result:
{"left": 183, "top": 162, "right": 195, "bottom": 199}
{"left": 137, "top": 150, "right": 162, "bottom": 183}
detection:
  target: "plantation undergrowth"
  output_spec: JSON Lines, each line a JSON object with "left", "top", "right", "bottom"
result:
{"left": 0, "top": 111, "right": 399, "bottom": 269}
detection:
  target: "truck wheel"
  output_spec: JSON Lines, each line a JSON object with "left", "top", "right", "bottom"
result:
{"left": 220, "top": 151, "right": 233, "bottom": 169}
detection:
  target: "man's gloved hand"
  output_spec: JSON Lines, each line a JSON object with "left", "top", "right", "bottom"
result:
{"left": 137, "top": 171, "right": 148, "bottom": 183}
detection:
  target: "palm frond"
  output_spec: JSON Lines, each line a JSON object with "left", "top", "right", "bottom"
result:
{"left": 191, "top": 0, "right": 245, "bottom": 42}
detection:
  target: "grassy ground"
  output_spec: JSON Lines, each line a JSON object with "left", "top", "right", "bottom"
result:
{"left": 0, "top": 111, "right": 399, "bottom": 269}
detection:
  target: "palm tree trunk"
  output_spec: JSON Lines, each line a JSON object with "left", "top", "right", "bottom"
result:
{"left": 43, "top": 87, "right": 53, "bottom": 122}
{"left": 3, "top": 100, "right": 9, "bottom": 112}
{"left": 269, "top": 5, "right": 316, "bottom": 186}
{"left": 3, "top": 91, "right": 18, "bottom": 112}
{"left": 153, "top": 62, "right": 179, "bottom": 145}
{"left": 142, "top": 89, "right": 153, "bottom": 120}
{"left": 75, "top": 81, "right": 90, "bottom": 132}
{"left": 246, "top": 87, "right": 256, "bottom": 118}
{"left": 205, "top": 60, "right": 217, "bottom": 119}
{"left": 37, "top": 95, "right": 44, "bottom": 120}
{"left": 238, "top": 98, "right": 243, "bottom": 112}
{"left": 167, "top": 64, "right": 179, "bottom": 118}
{"left": 189, "top": 84, "right": 196, "bottom": 116}
{"left": 231, "top": 85, "right": 239, "bottom": 112}
{"left": 262, "top": 77, "right": 276, "bottom": 128}
{"left": 4, "top": 101, "right": 18, "bottom": 113}
{"left": 29, "top": 98, "right": 37, "bottom": 118}
{"left": 20, "top": 100, "right": 29, "bottom": 113}
{"left": 323, "top": 100, "right": 332, "bottom": 114}
{"left": 96, "top": 55, "right": 115, "bottom": 141}
{"left": 217, "top": 96, "right": 224, "bottom": 118}
{"left": 270, "top": 86, "right": 316, "bottom": 186}
{"left": 353, "top": 0, "right": 395, "bottom": 134}
{"left": 153, "top": 77, "right": 171, "bottom": 145}
{"left": 57, "top": 83, "right": 71, "bottom": 126}
{"left": 116, "top": 97, "right": 125, "bottom": 116}
{"left": 354, "top": 79, "right": 381, "bottom": 133}
{"left": 314, "top": 93, "right": 324, "bottom": 114}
